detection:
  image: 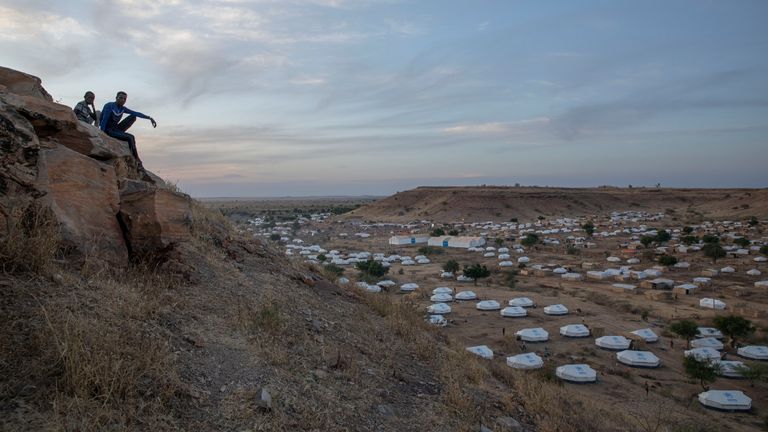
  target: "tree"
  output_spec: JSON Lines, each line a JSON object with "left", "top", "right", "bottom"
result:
{"left": 702, "top": 243, "right": 726, "bottom": 263}
{"left": 356, "top": 259, "right": 388, "bottom": 279}
{"left": 323, "top": 263, "right": 345, "bottom": 280}
{"left": 681, "top": 235, "right": 698, "bottom": 246}
{"left": 582, "top": 221, "right": 596, "bottom": 237}
{"left": 762, "top": 245, "right": 768, "bottom": 255}
{"left": 747, "top": 216, "right": 759, "bottom": 227}
{"left": 463, "top": 263, "right": 490, "bottom": 286}
{"left": 521, "top": 233, "right": 539, "bottom": 247}
{"left": 682, "top": 226, "right": 694, "bottom": 235}
{"left": 702, "top": 234, "right": 720, "bottom": 244}
{"left": 734, "top": 363, "right": 768, "bottom": 387}
{"left": 713, "top": 315, "right": 755, "bottom": 348}
{"left": 657, "top": 255, "right": 678, "bottom": 266}
{"left": 655, "top": 229, "right": 671, "bottom": 243}
{"left": 430, "top": 227, "right": 445, "bottom": 237}
{"left": 448, "top": 229, "right": 459, "bottom": 236}
{"left": 669, "top": 319, "right": 698, "bottom": 348}
{"left": 269, "top": 233, "right": 281, "bottom": 242}
{"left": 503, "top": 270, "right": 518, "bottom": 289}
{"left": 640, "top": 235, "right": 655, "bottom": 248}
{"left": 683, "top": 355, "right": 720, "bottom": 391}
{"left": 317, "top": 254, "right": 327, "bottom": 262}
{"left": 442, "top": 259, "right": 460, "bottom": 273}
{"left": 733, "top": 237, "right": 751, "bottom": 248}
{"left": 494, "top": 238, "right": 504, "bottom": 247}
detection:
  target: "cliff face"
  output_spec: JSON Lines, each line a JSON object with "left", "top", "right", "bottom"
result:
{"left": 0, "top": 67, "right": 191, "bottom": 266}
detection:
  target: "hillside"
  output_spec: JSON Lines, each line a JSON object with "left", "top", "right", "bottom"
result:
{"left": 0, "top": 67, "right": 545, "bottom": 431}
{"left": 343, "top": 186, "right": 768, "bottom": 223}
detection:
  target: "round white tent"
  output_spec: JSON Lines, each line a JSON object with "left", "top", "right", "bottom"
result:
{"left": 715, "top": 360, "right": 747, "bottom": 378}
{"left": 432, "top": 287, "right": 453, "bottom": 295}
{"left": 543, "top": 304, "right": 569, "bottom": 315}
{"left": 745, "top": 269, "right": 761, "bottom": 276}
{"left": 616, "top": 350, "right": 660, "bottom": 368}
{"left": 685, "top": 347, "right": 721, "bottom": 361}
{"left": 691, "top": 337, "right": 724, "bottom": 350}
{"left": 476, "top": 300, "right": 501, "bottom": 311}
{"left": 428, "top": 315, "right": 447, "bottom": 327}
{"left": 560, "top": 324, "right": 591, "bottom": 338}
{"left": 509, "top": 297, "right": 535, "bottom": 307}
{"left": 400, "top": 283, "right": 419, "bottom": 292}
{"left": 556, "top": 364, "right": 597, "bottom": 383}
{"left": 377, "top": 280, "right": 396, "bottom": 287}
{"left": 553, "top": 267, "right": 568, "bottom": 274}
{"left": 516, "top": 327, "right": 549, "bottom": 342}
{"left": 698, "top": 390, "right": 751, "bottom": 411}
{"left": 500, "top": 306, "right": 527, "bottom": 317}
{"left": 507, "top": 353, "right": 544, "bottom": 370}
{"left": 455, "top": 290, "right": 477, "bottom": 300}
{"left": 466, "top": 345, "right": 493, "bottom": 360}
{"left": 595, "top": 335, "right": 631, "bottom": 350}
{"left": 631, "top": 328, "right": 659, "bottom": 343}
{"left": 427, "top": 303, "right": 451, "bottom": 314}
{"left": 430, "top": 293, "right": 453, "bottom": 302}
{"left": 697, "top": 327, "right": 724, "bottom": 339}
{"left": 737, "top": 345, "right": 768, "bottom": 360}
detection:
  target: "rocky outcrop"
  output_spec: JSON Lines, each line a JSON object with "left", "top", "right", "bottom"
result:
{"left": 0, "top": 66, "right": 191, "bottom": 267}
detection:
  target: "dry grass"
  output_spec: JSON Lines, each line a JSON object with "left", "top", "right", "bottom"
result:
{"left": 190, "top": 199, "right": 234, "bottom": 248}
{"left": 0, "top": 202, "right": 60, "bottom": 274}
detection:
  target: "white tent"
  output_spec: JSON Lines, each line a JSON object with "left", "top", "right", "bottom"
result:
{"left": 595, "top": 335, "right": 631, "bottom": 350}
{"left": 691, "top": 337, "right": 724, "bottom": 350}
{"left": 543, "top": 304, "right": 569, "bottom": 315}
{"left": 697, "top": 327, "right": 724, "bottom": 339}
{"left": 587, "top": 271, "right": 608, "bottom": 280}
{"left": 626, "top": 258, "right": 640, "bottom": 264}
{"left": 685, "top": 347, "right": 721, "bottom": 361}
{"left": 612, "top": 283, "right": 637, "bottom": 292}
{"left": 631, "top": 328, "right": 659, "bottom": 343}
{"left": 720, "top": 266, "right": 735, "bottom": 273}
{"left": 498, "top": 261, "right": 514, "bottom": 267}
{"left": 377, "top": 280, "right": 396, "bottom": 287}
{"left": 500, "top": 306, "right": 527, "bottom": 317}
{"left": 516, "top": 327, "right": 549, "bottom": 342}
{"left": 476, "top": 300, "right": 501, "bottom": 311}
{"left": 617, "top": 350, "right": 660, "bottom": 368}
{"left": 400, "top": 283, "right": 419, "bottom": 292}
{"left": 698, "top": 390, "right": 751, "bottom": 411}
{"left": 449, "top": 236, "right": 486, "bottom": 248}
{"left": 388, "top": 235, "right": 428, "bottom": 245}
{"left": 607, "top": 256, "right": 621, "bottom": 263}
{"left": 560, "top": 324, "right": 590, "bottom": 338}
{"left": 553, "top": 267, "right": 568, "bottom": 274}
{"left": 440, "top": 271, "right": 454, "bottom": 278}
{"left": 457, "top": 275, "right": 474, "bottom": 282}
{"left": 509, "top": 297, "right": 535, "bottom": 308}
{"left": 754, "top": 256, "right": 767, "bottom": 262}
{"left": 417, "top": 258, "right": 431, "bottom": 264}
{"left": 430, "top": 293, "right": 453, "bottom": 302}
{"left": 455, "top": 290, "right": 477, "bottom": 300}
{"left": 506, "top": 353, "right": 544, "bottom": 370}
{"left": 693, "top": 277, "right": 712, "bottom": 285}
{"left": 432, "top": 287, "right": 453, "bottom": 295}
{"left": 561, "top": 272, "right": 582, "bottom": 281}
{"left": 428, "top": 236, "right": 453, "bottom": 247}
{"left": 746, "top": 269, "right": 761, "bottom": 276}
{"left": 737, "top": 345, "right": 768, "bottom": 360}
{"left": 715, "top": 360, "right": 747, "bottom": 378}
{"left": 337, "top": 277, "right": 350, "bottom": 284}
{"left": 466, "top": 345, "right": 493, "bottom": 359}
{"left": 755, "top": 280, "right": 768, "bottom": 288}
{"left": 427, "top": 303, "right": 451, "bottom": 314}
{"left": 428, "top": 315, "right": 447, "bottom": 327}
{"left": 556, "top": 364, "right": 597, "bottom": 383}
{"left": 699, "top": 298, "right": 726, "bottom": 310}
{"left": 498, "top": 253, "right": 511, "bottom": 260}
{"left": 518, "top": 256, "right": 530, "bottom": 264}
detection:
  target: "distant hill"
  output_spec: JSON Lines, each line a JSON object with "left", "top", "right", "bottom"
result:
{"left": 343, "top": 186, "right": 768, "bottom": 223}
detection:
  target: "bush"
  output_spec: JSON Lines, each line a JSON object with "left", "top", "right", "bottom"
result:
{"left": 702, "top": 234, "right": 720, "bottom": 244}
{"left": 682, "top": 226, "right": 694, "bottom": 234}
{"left": 683, "top": 356, "right": 719, "bottom": 390}
{"left": 356, "top": 259, "right": 388, "bottom": 279}
{"left": 418, "top": 246, "right": 442, "bottom": 256}
{"left": 317, "top": 253, "right": 327, "bottom": 262}
{"left": 582, "top": 221, "right": 595, "bottom": 237}
{"left": 521, "top": 233, "right": 539, "bottom": 247}
{"left": 640, "top": 235, "right": 655, "bottom": 248}
{"left": 747, "top": 216, "right": 759, "bottom": 226}
{"left": 503, "top": 270, "right": 518, "bottom": 289}
{"left": 733, "top": 237, "right": 751, "bottom": 247}
{"left": 442, "top": 259, "right": 460, "bottom": 273}
{"left": 323, "top": 263, "right": 344, "bottom": 279}
{"left": 657, "top": 255, "right": 678, "bottom": 266}
{"left": 0, "top": 202, "right": 60, "bottom": 273}
{"left": 566, "top": 245, "right": 581, "bottom": 255}
{"left": 448, "top": 229, "right": 459, "bottom": 236}
{"left": 681, "top": 235, "right": 698, "bottom": 245}
{"left": 430, "top": 227, "right": 445, "bottom": 236}
{"left": 269, "top": 233, "right": 281, "bottom": 241}
{"left": 669, "top": 319, "right": 698, "bottom": 348}
{"left": 761, "top": 245, "right": 768, "bottom": 255}
{"left": 655, "top": 229, "right": 671, "bottom": 243}
{"left": 463, "top": 263, "right": 490, "bottom": 286}
{"left": 702, "top": 243, "right": 726, "bottom": 263}
{"left": 713, "top": 315, "right": 755, "bottom": 348}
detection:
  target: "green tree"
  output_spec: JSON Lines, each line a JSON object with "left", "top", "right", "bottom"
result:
{"left": 702, "top": 243, "right": 726, "bottom": 263}
{"left": 269, "top": 233, "right": 281, "bottom": 242}
{"left": 494, "top": 238, "right": 504, "bottom": 247}
{"left": 640, "top": 235, "right": 655, "bottom": 248}
{"left": 442, "top": 259, "right": 460, "bottom": 273}
{"left": 713, "top": 315, "right": 755, "bottom": 348}
{"left": 682, "top": 226, "right": 694, "bottom": 234}
{"left": 669, "top": 319, "right": 698, "bottom": 348}
{"left": 733, "top": 237, "right": 751, "bottom": 248}
{"left": 657, "top": 255, "right": 678, "bottom": 266}
{"left": 430, "top": 227, "right": 445, "bottom": 237}
{"left": 521, "top": 233, "right": 539, "bottom": 247}
{"left": 747, "top": 216, "right": 759, "bottom": 227}
{"left": 503, "top": 270, "right": 518, "bottom": 289}
{"left": 734, "top": 363, "right": 768, "bottom": 387}
{"left": 356, "top": 259, "right": 388, "bottom": 280}
{"left": 317, "top": 254, "right": 327, "bottom": 262}
{"left": 463, "top": 263, "right": 491, "bottom": 286}
{"left": 448, "top": 229, "right": 459, "bottom": 236}
{"left": 655, "top": 229, "right": 671, "bottom": 243}
{"left": 702, "top": 234, "right": 720, "bottom": 244}
{"left": 683, "top": 356, "right": 720, "bottom": 390}
{"left": 681, "top": 235, "right": 698, "bottom": 246}
{"left": 323, "top": 263, "right": 345, "bottom": 280}
{"left": 761, "top": 245, "right": 768, "bottom": 255}
{"left": 582, "top": 221, "right": 596, "bottom": 237}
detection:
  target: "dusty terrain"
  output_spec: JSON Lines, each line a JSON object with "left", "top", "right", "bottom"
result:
{"left": 342, "top": 186, "right": 768, "bottom": 223}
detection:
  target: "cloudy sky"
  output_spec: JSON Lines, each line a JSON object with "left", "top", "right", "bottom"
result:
{"left": 2, "top": 0, "right": 767, "bottom": 197}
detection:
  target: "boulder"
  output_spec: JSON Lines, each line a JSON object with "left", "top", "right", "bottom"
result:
{"left": 36, "top": 145, "right": 128, "bottom": 265}
{"left": 0, "top": 67, "right": 53, "bottom": 101}
{"left": 118, "top": 181, "right": 192, "bottom": 257}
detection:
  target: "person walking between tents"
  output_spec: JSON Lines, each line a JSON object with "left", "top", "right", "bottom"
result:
{"left": 99, "top": 91, "right": 156, "bottom": 170}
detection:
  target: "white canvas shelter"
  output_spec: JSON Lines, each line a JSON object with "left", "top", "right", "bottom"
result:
{"left": 685, "top": 347, "right": 721, "bottom": 361}
{"left": 441, "top": 271, "right": 454, "bottom": 278}
{"left": 746, "top": 269, "right": 761, "bottom": 276}
{"left": 715, "top": 360, "right": 747, "bottom": 378}
{"left": 365, "top": 284, "right": 382, "bottom": 293}
{"left": 617, "top": 350, "right": 660, "bottom": 368}
{"left": 417, "top": 258, "right": 431, "bottom": 264}
{"left": 457, "top": 275, "right": 474, "bottom": 282}
{"left": 428, "top": 315, "right": 447, "bottom": 327}
{"left": 587, "top": 271, "right": 608, "bottom": 280}
{"left": 337, "top": 277, "right": 350, "bottom": 284}
{"left": 674, "top": 261, "right": 691, "bottom": 269}
{"left": 691, "top": 337, "right": 724, "bottom": 350}
{"left": 427, "top": 303, "right": 451, "bottom": 314}
{"left": 483, "top": 252, "right": 495, "bottom": 258}
{"left": 477, "top": 300, "right": 501, "bottom": 311}
{"left": 433, "top": 287, "right": 453, "bottom": 295}
{"left": 693, "top": 277, "right": 712, "bottom": 285}
{"left": 500, "top": 306, "right": 527, "bottom": 317}
{"left": 518, "top": 256, "right": 530, "bottom": 264}
{"left": 466, "top": 345, "right": 493, "bottom": 360}
{"left": 430, "top": 293, "right": 453, "bottom": 302}
{"left": 700, "top": 298, "right": 726, "bottom": 310}
{"left": 697, "top": 327, "right": 724, "bottom": 339}
{"left": 553, "top": 267, "right": 568, "bottom": 274}
{"left": 556, "top": 364, "right": 597, "bottom": 383}
{"left": 755, "top": 280, "right": 768, "bottom": 288}
{"left": 388, "top": 235, "right": 428, "bottom": 245}
{"left": 449, "top": 236, "right": 486, "bottom": 248}
{"left": 698, "top": 390, "right": 752, "bottom": 411}
{"left": 543, "top": 304, "right": 569, "bottom": 315}
{"left": 506, "top": 353, "right": 544, "bottom": 370}
{"left": 499, "top": 261, "right": 514, "bottom": 267}
{"left": 498, "top": 253, "right": 511, "bottom": 259}
{"left": 561, "top": 272, "right": 582, "bottom": 281}
{"left": 754, "top": 256, "right": 767, "bottom": 262}
{"left": 626, "top": 258, "right": 640, "bottom": 264}
{"left": 631, "top": 328, "right": 659, "bottom": 343}
{"left": 509, "top": 297, "right": 535, "bottom": 308}
{"left": 516, "top": 327, "right": 549, "bottom": 342}
{"left": 400, "top": 283, "right": 419, "bottom": 292}
{"left": 560, "top": 324, "right": 590, "bottom": 337}
{"left": 377, "top": 280, "right": 396, "bottom": 287}
{"left": 721, "top": 266, "right": 735, "bottom": 273}
{"left": 612, "top": 283, "right": 637, "bottom": 292}
{"left": 427, "top": 236, "right": 453, "bottom": 247}
{"left": 607, "top": 256, "right": 621, "bottom": 262}
{"left": 737, "top": 345, "right": 768, "bottom": 360}
{"left": 595, "top": 335, "right": 631, "bottom": 350}
{"left": 455, "top": 290, "right": 477, "bottom": 300}
{"left": 401, "top": 259, "right": 415, "bottom": 266}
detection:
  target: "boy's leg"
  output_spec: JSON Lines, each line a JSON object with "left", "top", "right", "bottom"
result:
{"left": 116, "top": 115, "right": 137, "bottom": 132}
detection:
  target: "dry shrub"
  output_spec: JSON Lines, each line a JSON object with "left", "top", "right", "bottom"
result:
{"left": 189, "top": 200, "right": 233, "bottom": 247}
{"left": 0, "top": 202, "right": 60, "bottom": 273}
{"left": 235, "top": 295, "right": 286, "bottom": 336}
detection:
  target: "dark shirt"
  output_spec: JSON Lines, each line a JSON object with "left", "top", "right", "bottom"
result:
{"left": 73, "top": 100, "right": 96, "bottom": 124}
{"left": 99, "top": 102, "right": 150, "bottom": 131}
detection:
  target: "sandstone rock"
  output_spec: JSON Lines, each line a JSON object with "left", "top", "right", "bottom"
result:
{"left": 0, "top": 67, "right": 52, "bottom": 101}
{"left": 36, "top": 145, "right": 128, "bottom": 265}
{"left": 118, "top": 181, "right": 192, "bottom": 258}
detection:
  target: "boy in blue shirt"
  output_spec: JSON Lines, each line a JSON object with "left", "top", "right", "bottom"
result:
{"left": 100, "top": 91, "right": 157, "bottom": 170}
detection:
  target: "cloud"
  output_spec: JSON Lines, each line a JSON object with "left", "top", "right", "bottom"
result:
{"left": 442, "top": 118, "right": 551, "bottom": 135}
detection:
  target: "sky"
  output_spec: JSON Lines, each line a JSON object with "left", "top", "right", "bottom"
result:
{"left": 1, "top": 0, "right": 767, "bottom": 197}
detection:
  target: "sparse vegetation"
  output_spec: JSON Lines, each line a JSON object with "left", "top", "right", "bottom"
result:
{"left": 417, "top": 246, "right": 443, "bottom": 255}
{"left": 322, "top": 263, "right": 345, "bottom": 280}
{"left": 356, "top": 258, "right": 389, "bottom": 280}
{"left": 463, "top": 263, "right": 490, "bottom": 286}
{"left": 430, "top": 227, "right": 445, "bottom": 236}
{"left": 0, "top": 202, "right": 61, "bottom": 274}
{"left": 521, "top": 233, "right": 539, "bottom": 247}
{"left": 442, "top": 259, "right": 460, "bottom": 273}
{"left": 582, "top": 220, "right": 596, "bottom": 237}
{"left": 702, "top": 243, "right": 726, "bottom": 263}
{"left": 683, "top": 356, "right": 719, "bottom": 390}
{"left": 669, "top": 319, "right": 698, "bottom": 348}
{"left": 713, "top": 315, "right": 755, "bottom": 348}
{"left": 657, "top": 255, "right": 678, "bottom": 266}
